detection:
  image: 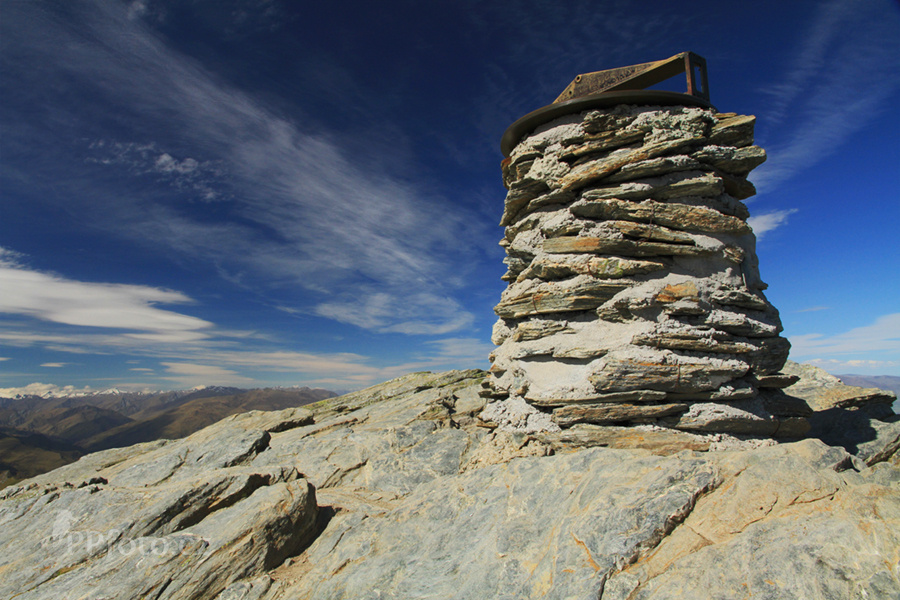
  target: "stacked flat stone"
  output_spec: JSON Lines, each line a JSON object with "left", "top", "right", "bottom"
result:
{"left": 483, "top": 105, "right": 809, "bottom": 437}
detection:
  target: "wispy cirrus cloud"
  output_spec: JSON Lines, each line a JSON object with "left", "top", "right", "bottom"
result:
{"left": 747, "top": 209, "right": 798, "bottom": 240}
{"left": 796, "top": 306, "right": 830, "bottom": 314}
{"left": 804, "top": 358, "right": 900, "bottom": 374}
{"left": 1, "top": 0, "right": 484, "bottom": 336}
{"left": 86, "top": 141, "right": 228, "bottom": 201}
{"left": 0, "top": 328, "right": 488, "bottom": 391}
{"left": 315, "top": 292, "right": 475, "bottom": 335}
{"left": 753, "top": 0, "right": 900, "bottom": 191}
{"left": 789, "top": 313, "right": 900, "bottom": 374}
{"left": 160, "top": 362, "right": 256, "bottom": 387}
{"left": 424, "top": 337, "right": 496, "bottom": 364}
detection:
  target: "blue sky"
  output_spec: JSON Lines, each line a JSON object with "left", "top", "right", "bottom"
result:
{"left": 1, "top": 0, "right": 899, "bottom": 394}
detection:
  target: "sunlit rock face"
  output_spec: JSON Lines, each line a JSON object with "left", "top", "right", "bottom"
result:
{"left": 483, "top": 105, "right": 807, "bottom": 436}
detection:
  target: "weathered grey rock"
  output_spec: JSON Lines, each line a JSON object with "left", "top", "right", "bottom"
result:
{"left": 753, "top": 373, "right": 800, "bottom": 388}
{"left": 479, "top": 394, "right": 559, "bottom": 434}
{"left": 517, "top": 254, "right": 666, "bottom": 282}
{"left": 501, "top": 178, "right": 551, "bottom": 226}
{"left": 553, "top": 402, "right": 689, "bottom": 427}
{"left": 604, "top": 154, "right": 702, "bottom": 182}
{"left": 538, "top": 423, "right": 714, "bottom": 454}
{"left": 0, "top": 410, "right": 320, "bottom": 600}
{"left": 519, "top": 188, "right": 576, "bottom": 216}
{"left": 606, "top": 220, "right": 697, "bottom": 244}
{"left": 743, "top": 336, "right": 792, "bottom": 375}
{"left": 214, "top": 576, "right": 275, "bottom": 600}
{"left": 693, "top": 307, "right": 782, "bottom": 337}
{"left": 707, "top": 113, "right": 756, "bottom": 147}
{"left": 653, "top": 281, "right": 700, "bottom": 303}
{"left": 557, "top": 135, "right": 705, "bottom": 192}
{"left": 603, "top": 440, "right": 900, "bottom": 600}
{"left": 494, "top": 276, "right": 631, "bottom": 318}
{"left": 569, "top": 197, "right": 751, "bottom": 234}
{"left": 580, "top": 171, "right": 724, "bottom": 202}
{"left": 460, "top": 430, "right": 551, "bottom": 471}
{"left": 527, "top": 389, "right": 668, "bottom": 407}
{"left": 710, "top": 287, "right": 771, "bottom": 310}
{"left": 666, "top": 379, "right": 758, "bottom": 402}
{"left": 278, "top": 448, "right": 719, "bottom": 600}
{"left": 589, "top": 357, "right": 749, "bottom": 394}
{"left": 782, "top": 360, "right": 897, "bottom": 412}
{"left": 542, "top": 235, "right": 712, "bottom": 258}
{"left": 690, "top": 144, "right": 766, "bottom": 175}
{"left": 557, "top": 127, "right": 644, "bottom": 160}
{"left": 3, "top": 368, "right": 898, "bottom": 599}
{"left": 664, "top": 399, "right": 808, "bottom": 437}
{"left": 780, "top": 361, "right": 900, "bottom": 464}
{"left": 581, "top": 110, "right": 633, "bottom": 134}
{"left": 758, "top": 388, "right": 813, "bottom": 417}
{"left": 510, "top": 319, "right": 575, "bottom": 341}
{"left": 632, "top": 330, "right": 760, "bottom": 355}
{"left": 503, "top": 209, "right": 583, "bottom": 243}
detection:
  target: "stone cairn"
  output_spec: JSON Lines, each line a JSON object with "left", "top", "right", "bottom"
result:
{"left": 481, "top": 58, "right": 810, "bottom": 438}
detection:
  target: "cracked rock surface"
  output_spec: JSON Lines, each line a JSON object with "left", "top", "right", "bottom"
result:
{"left": 602, "top": 441, "right": 900, "bottom": 600}
{"left": 1, "top": 367, "right": 897, "bottom": 599}
{"left": 0, "top": 407, "right": 320, "bottom": 600}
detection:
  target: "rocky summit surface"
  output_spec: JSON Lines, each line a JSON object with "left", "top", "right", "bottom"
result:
{"left": 1, "top": 365, "right": 898, "bottom": 599}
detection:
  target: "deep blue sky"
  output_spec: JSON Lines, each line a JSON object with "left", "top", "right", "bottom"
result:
{"left": 1, "top": 0, "right": 899, "bottom": 394}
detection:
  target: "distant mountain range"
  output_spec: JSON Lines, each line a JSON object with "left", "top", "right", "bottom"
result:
{"left": 835, "top": 374, "right": 900, "bottom": 397}
{"left": 0, "top": 386, "right": 336, "bottom": 488}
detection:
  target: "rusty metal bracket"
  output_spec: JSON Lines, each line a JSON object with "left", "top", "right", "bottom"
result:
{"left": 554, "top": 52, "right": 709, "bottom": 104}
{"left": 501, "top": 52, "right": 714, "bottom": 157}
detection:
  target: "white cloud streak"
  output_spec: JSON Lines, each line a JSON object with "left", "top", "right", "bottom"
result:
{"left": 0, "top": 334, "right": 489, "bottom": 392}
{"left": 789, "top": 313, "right": 900, "bottom": 360}
{"left": 796, "top": 306, "right": 830, "bottom": 313}
{"left": 753, "top": 0, "right": 900, "bottom": 191}
{"left": 804, "top": 358, "right": 899, "bottom": 374}
{"left": 424, "top": 337, "right": 496, "bottom": 364}
{"left": 315, "top": 292, "right": 475, "bottom": 335}
{"left": 747, "top": 209, "right": 798, "bottom": 240}
{"left": 160, "top": 362, "right": 256, "bottom": 387}
{"left": 0, "top": 248, "right": 212, "bottom": 337}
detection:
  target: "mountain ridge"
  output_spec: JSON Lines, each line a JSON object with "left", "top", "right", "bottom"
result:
{"left": 0, "top": 385, "right": 337, "bottom": 488}
{"left": 836, "top": 373, "right": 900, "bottom": 395}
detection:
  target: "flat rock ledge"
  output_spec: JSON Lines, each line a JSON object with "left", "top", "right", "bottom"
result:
{"left": 1, "top": 367, "right": 897, "bottom": 599}
{"left": 485, "top": 106, "right": 802, "bottom": 437}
